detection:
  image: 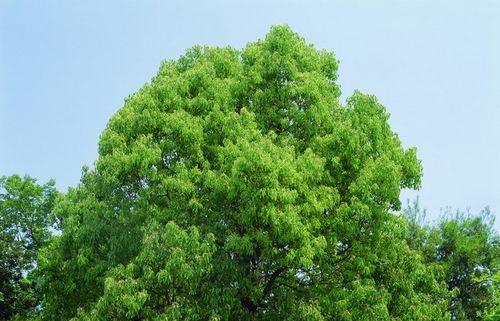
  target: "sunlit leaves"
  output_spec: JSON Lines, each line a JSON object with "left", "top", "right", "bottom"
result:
{"left": 36, "top": 25, "right": 444, "bottom": 321}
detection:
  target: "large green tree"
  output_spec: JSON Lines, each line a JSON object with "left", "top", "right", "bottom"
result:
{"left": 0, "top": 175, "right": 57, "bottom": 321}
{"left": 37, "top": 26, "right": 449, "bottom": 320}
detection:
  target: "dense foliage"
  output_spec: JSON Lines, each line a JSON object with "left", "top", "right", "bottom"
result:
{"left": 36, "top": 25, "right": 443, "bottom": 321}
{"left": 1, "top": 26, "right": 498, "bottom": 321}
{"left": 0, "top": 175, "right": 57, "bottom": 321}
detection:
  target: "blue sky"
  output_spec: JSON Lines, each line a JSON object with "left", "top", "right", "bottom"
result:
{"left": 1, "top": 0, "right": 499, "bottom": 228}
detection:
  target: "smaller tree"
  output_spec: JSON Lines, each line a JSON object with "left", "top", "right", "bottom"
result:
{"left": 480, "top": 271, "right": 499, "bottom": 321}
{"left": 404, "top": 201, "right": 500, "bottom": 321}
{"left": 0, "top": 175, "right": 58, "bottom": 321}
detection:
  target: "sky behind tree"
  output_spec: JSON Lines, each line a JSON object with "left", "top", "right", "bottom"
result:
{"left": 1, "top": 0, "right": 499, "bottom": 229}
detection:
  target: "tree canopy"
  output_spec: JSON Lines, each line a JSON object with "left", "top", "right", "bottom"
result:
{"left": 2, "top": 25, "right": 498, "bottom": 321}
{"left": 34, "top": 25, "right": 446, "bottom": 321}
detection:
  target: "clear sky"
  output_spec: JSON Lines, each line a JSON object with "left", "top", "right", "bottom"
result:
{"left": 1, "top": 0, "right": 499, "bottom": 228}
